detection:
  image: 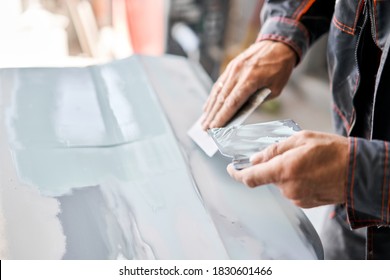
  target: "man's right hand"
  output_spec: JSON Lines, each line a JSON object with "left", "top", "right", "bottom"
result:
{"left": 201, "top": 40, "right": 297, "bottom": 130}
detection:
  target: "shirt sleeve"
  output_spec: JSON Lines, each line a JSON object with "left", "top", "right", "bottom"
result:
{"left": 346, "top": 137, "right": 390, "bottom": 229}
{"left": 258, "top": 0, "right": 335, "bottom": 63}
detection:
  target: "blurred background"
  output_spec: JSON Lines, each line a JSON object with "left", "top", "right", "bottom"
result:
{"left": 0, "top": 0, "right": 332, "bottom": 234}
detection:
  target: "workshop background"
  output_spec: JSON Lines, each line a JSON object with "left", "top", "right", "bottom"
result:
{"left": 0, "top": 0, "right": 332, "bottom": 238}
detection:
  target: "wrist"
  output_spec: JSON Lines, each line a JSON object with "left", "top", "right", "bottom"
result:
{"left": 257, "top": 39, "right": 299, "bottom": 66}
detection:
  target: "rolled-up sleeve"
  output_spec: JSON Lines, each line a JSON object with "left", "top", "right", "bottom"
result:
{"left": 346, "top": 137, "right": 390, "bottom": 228}
{"left": 258, "top": 0, "right": 335, "bottom": 62}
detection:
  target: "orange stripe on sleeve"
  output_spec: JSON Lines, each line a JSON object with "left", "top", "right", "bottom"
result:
{"left": 296, "top": 0, "right": 317, "bottom": 20}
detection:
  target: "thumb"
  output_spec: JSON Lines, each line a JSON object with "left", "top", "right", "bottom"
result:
{"left": 228, "top": 156, "right": 284, "bottom": 187}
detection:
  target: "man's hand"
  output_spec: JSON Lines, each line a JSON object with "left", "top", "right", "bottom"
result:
{"left": 201, "top": 40, "right": 297, "bottom": 130}
{"left": 227, "top": 131, "right": 349, "bottom": 208}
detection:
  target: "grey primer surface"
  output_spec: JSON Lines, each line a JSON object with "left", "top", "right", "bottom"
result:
{"left": 0, "top": 55, "right": 323, "bottom": 259}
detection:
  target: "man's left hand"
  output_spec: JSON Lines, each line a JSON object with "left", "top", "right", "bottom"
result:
{"left": 227, "top": 131, "right": 349, "bottom": 208}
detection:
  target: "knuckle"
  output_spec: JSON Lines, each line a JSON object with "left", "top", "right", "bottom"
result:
{"left": 283, "top": 188, "right": 294, "bottom": 199}
{"left": 282, "top": 184, "right": 300, "bottom": 200}
{"left": 229, "top": 170, "right": 239, "bottom": 181}
{"left": 216, "top": 94, "right": 225, "bottom": 105}
{"left": 298, "top": 130, "right": 314, "bottom": 139}
{"left": 281, "top": 163, "right": 295, "bottom": 180}
{"left": 231, "top": 59, "right": 243, "bottom": 70}
{"left": 262, "top": 144, "right": 279, "bottom": 162}
{"left": 270, "top": 144, "right": 279, "bottom": 157}
{"left": 279, "top": 154, "right": 299, "bottom": 180}
{"left": 211, "top": 85, "right": 220, "bottom": 93}
{"left": 236, "top": 60, "right": 244, "bottom": 68}
{"left": 242, "top": 79, "right": 257, "bottom": 91}
{"left": 225, "top": 95, "right": 240, "bottom": 109}
{"left": 243, "top": 177, "right": 256, "bottom": 188}
{"left": 293, "top": 200, "right": 305, "bottom": 208}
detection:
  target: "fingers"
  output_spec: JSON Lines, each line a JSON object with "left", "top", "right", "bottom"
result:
{"left": 202, "top": 69, "right": 238, "bottom": 129}
{"left": 202, "top": 55, "right": 255, "bottom": 129}
{"left": 228, "top": 133, "right": 307, "bottom": 188}
{"left": 202, "top": 46, "right": 260, "bottom": 129}
{"left": 202, "top": 61, "right": 235, "bottom": 119}
{"left": 203, "top": 60, "right": 237, "bottom": 112}
{"left": 250, "top": 144, "right": 282, "bottom": 164}
{"left": 227, "top": 156, "right": 284, "bottom": 188}
{"left": 202, "top": 82, "right": 236, "bottom": 129}
{"left": 202, "top": 75, "right": 257, "bottom": 129}
{"left": 208, "top": 84, "right": 252, "bottom": 128}
{"left": 227, "top": 130, "right": 349, "bottom": 209}
{"left": 250, "top": 134, "right": 302, "bottom": 164}
{"left": 202, "top": 75, "right": 227, "bottom": 114}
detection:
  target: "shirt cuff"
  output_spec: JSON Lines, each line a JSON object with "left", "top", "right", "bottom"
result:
{"left": 345, "top": 137, "right": 390, "bottom": 229}
{"left": 257, "top": 16, "right": 310, "bottom": 64}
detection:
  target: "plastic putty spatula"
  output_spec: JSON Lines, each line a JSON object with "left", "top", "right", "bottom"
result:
{"left": 187, "top": 88, "right": 271, "bottom": 157}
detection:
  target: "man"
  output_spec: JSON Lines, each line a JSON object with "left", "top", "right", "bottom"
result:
{"left": 201, "top": 0, "right": 390, "bottom": 259}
